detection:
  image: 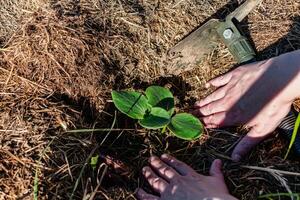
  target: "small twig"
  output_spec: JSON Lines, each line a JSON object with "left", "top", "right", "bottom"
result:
{"left": 0, "top": 129, "right": 28, "bottom": 133}
{"left": 0, "top": 67, "right": 51, "bottom": 92}
{"left": 241, "top": 165, "right": 300, "bottom": 176}
{"left": 4, "top": 65, "right": 14, "bottom": 86}
{"left": 172, "top": 0, "right": 187, "bottom": 8}
{"left": 0, "top": 149, "right": 52, "bottom": 170}
{"left": 1, "top": 149, "right": 25, "bottom": 165}
{"left": 46, "top": 52, "right": 72, "bottom": 81}
{"left": 119, "top": 18, "right": 145, "bottom": 29}
{"left": 0, "top": 92, "right": 15, "bottom": 95}
{"left": 209, "top": 151, "right": 232, "bottom": 160}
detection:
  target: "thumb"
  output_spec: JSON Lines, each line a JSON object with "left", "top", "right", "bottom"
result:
{"left": 209, "top": 159, "right": 224, "bottom": 178}
{"left": 231, "top": 127, "right": 268, "bottom": 162}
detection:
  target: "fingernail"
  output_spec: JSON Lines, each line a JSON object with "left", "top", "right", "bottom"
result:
{"left": 194, "top": 101, "right": 201, "bottom": 107}
{"left": 215, "top": 159, "right": 221, "bottom": 165}
{"left": 136, "top": 188, "right": 144, "bottom": 196}
{"left": 142, "top": 167, "right": 147, "bottom": 173}
{"left": 161, "top": 154, "right": 170, "bottom": 159}
{"left": 232, "top": 154, "right": 241, "bottom": 162}
{"left": 149, "top": 156, "right": 158, "bottom": 163}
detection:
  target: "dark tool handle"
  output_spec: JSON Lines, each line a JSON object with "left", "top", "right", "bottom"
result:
{"left": 216, "top": 20, "right": 256, "bottom": 64}
{"left": 227, "top": 0, "right": 263, "bottom": 22}
{"left": 229, "top": 36, "right": 256, "bottom": 63}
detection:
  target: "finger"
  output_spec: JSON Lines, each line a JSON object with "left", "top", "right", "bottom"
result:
{"left": 202, "top": 112, "right": 226, "bottom": 128}
{"left": 205, "top": 124, "right": 220, "bottom": 129}
{"left": 143, "top": 166, "right": 168, "bottom": 194}
{"left": 160, "top": 154, "right": 196, "bottom": 176}
{"left": 202, "top": 112, "right": 242, "bottom": 128}
{"left": 231, "top": 127, "right": 269, "bottom": 162}
{"left": 136, "top": 188, "right": 159, "bottom": 200}
{"left": 149, "top": 156, "right": 179, "bottom": 182}
{"left": 196, "top": 99, "right": 229, "bottom": 116}
{"left": 206, "top": 72, "right": 233, "bottom": 88}
{"left": 195, "top": 87, "right": 228, "bottom": 108}
{"left": 209, "top": 159, "right": 224, "bottom": 179}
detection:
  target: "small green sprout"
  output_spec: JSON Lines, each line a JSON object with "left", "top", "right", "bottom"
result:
{"left": 111, "top": 86, "right": 203, "bottom": 140}
{"left": 90, "top": 155, "right": 99, "bottom": 171}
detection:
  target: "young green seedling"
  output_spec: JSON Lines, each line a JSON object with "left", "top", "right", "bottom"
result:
{"left": 111, "top": 86, "right": 203, "bottom": 140}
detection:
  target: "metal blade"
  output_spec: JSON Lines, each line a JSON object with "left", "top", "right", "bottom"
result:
{"left": 227, "top": 0, "right": 263, "bottom": 22}
{"left": 168, "top": 19, "right": 220, "bottom": 74}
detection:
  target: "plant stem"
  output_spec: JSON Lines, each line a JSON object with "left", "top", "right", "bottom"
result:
{"left": 161, "top": 126, "right": 167, "bottom": 134}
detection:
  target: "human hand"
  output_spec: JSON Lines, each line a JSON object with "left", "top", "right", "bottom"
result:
{"left": 193, "top": 50, "right": 300, "bottom": 161}
{"left": 136, "top": 154, "right": 236, "bottom": 200}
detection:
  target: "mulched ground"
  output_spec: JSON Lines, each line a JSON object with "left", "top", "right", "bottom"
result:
{"left": 1, "top": 0, "right": 300, "bottom": 199}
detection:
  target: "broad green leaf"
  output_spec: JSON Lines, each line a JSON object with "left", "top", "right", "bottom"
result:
{"left": 145, "top": 86, "right": 174, "bottom": 115}
{"left": 139, "top": 107, "right": 171, "bottom": 129}
{"left": 168, "top": 113, "right": 203, "bottom": 140}
{"left": 112, "top": 91, "right": 150, "bottom": 119}
{"left": 90, "top": 155, "right": 99, "bottom": 171}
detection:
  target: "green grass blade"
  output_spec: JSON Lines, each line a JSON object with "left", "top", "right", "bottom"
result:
{"left": 259, "top": 192, "right": 300, "bottom": 199}
{"left": 66, "top": 128, "right": 134, "bottom": 133}
{"left": 284, "top": 113, "right": 300, "bottom": 159}
{"left": 34, "top": 137, "right": 55, "bottom": 200}
{"left": 69, "top": 112, "right": 117, "bottom": 200}
{"left": 69, "top": 147, "right": 97, "bottom": 200}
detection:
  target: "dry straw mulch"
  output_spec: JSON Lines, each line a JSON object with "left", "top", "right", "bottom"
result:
{"left": 1, "top": 0, "right": 300, "bottom": 199}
